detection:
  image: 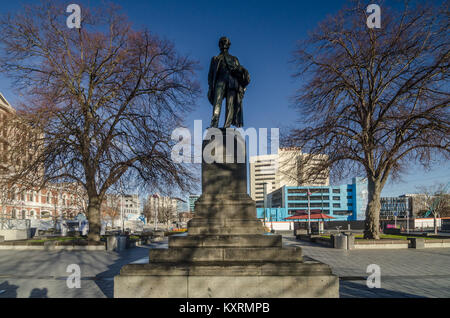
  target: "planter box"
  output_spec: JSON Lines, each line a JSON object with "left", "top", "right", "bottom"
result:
{"left": 0, "top": 229, "right": 31, "bottom": 241}
{"left": 354, "top": 239, "right": 409, "bottom": 249}
{"left": 424, "top": 239, "right": 450, "bottom": 248}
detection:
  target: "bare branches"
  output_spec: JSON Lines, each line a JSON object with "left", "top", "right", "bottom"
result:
{"left": 0, "top": 1, "right": 200, "bottom": 240}
{"left": 287, "top": 1, "right": 449, "bottom": 239}
{"left": 288, "top": 1, "right": 449, "bottom": 183}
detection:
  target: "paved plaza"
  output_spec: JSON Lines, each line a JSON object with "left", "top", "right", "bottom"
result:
{"left": 0, "top": 236, "right": 449, "bottom": 298}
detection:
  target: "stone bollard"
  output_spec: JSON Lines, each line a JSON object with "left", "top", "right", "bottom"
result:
{"left": 346, "top": 233, "right": 355, "bottom": 250}
{"left": 334, "top": 234, "right": 347, "bottom": 249}
{"left": 409, "top": 237, "right": 425, "bottom": 249}
{"left": 44, "top": 241, "right": 56, "bottom": 251}
{"left": 106, "top": 235, "right": 117, "bottom": 251}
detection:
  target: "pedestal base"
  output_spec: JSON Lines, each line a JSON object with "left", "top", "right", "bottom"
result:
{"left": 114, "top": 129, "right": 339, "bottom": 298}
{"left": 114, "top": 260, "right": 339, "bottom": 298}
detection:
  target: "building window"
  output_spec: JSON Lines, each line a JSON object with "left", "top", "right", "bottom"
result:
{"left": 333, "top": 203, "right": 341, "bottom": 208}
{"left": 333, "top": 210, "right": 352, "bottom": 216}
{"left": 11, "top": 209, "right": 16, "bottom": 219}
{"left": 332, "top": 189, "right": 340, "bottom": 193}
{"left": 347, "top": 196, "right": 353, "bottom": 199}
{"left": 287, "top": 189, "right": 307, "bottom": 194}
{"left": 333, "top": 196, "right": 340, "bottom": 200}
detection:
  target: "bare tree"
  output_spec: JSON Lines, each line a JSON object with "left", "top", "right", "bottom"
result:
{"left": 416, "top": 183, "right": 450, "bottom": 234}
{"left": 0, "top": 2, "right": 200, "bottom": 241}
{"left": 158, "top": 198, "right": 176, "bottom": 230}
{"left": 143, "top": 198, "right": 156, "bottom": 224}
{"left": 101, "top": 196, "right": 121, "bottom": 228}
{"left": 287, "top": 1, "right": 449, "bottom": 239}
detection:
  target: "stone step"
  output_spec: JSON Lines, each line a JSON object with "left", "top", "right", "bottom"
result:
{"left": 188, "top": 218, "right": 265, "bottom": 235}
{"left": 149, "top": 247, "right": 303, "bottom": 263}
{"left": 169, "top": 234, "right": 282, "bottom": 248}
{"left": 119, "top": 259, "right": 332, "bottom": 276}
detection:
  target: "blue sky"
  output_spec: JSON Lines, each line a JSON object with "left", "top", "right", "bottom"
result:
{"left": 0, "top": 0, "right": 448, "bottom": 197}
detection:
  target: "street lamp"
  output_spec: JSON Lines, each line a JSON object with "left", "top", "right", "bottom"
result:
{"left": 263, "top": 183, "right": 267, "bottom": 228}
{"left": 152, "top": 194, "right": 159, "bottom": 231}
{"left": 307, "top": 189, "right": 311, "bottom": 234}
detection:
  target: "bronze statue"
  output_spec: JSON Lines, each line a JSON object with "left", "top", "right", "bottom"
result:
{"left": 208, "top": 37, "right": 250, "bottom": 128}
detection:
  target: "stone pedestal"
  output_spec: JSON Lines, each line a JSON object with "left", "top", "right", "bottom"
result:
{"left": 114, "top": 128, "right": 339, "bottom": 298}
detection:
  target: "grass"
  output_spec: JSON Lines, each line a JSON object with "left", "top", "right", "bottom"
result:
{"left": 28, "top": 236, "right": 87, "bottom": 243}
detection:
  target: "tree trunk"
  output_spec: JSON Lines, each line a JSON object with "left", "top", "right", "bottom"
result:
{"left": 434, "top": 216, "right": 438, "bottom": 235}
{"left": 364, "top": 177, "right": 382, "bottom": 239}
{"left": 87, "top": 195, "right": 101, "bottom": 242}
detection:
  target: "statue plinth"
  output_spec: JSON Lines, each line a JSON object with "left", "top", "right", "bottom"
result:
{"left": 114, "top": 129, "right": 339, "bottom": 298}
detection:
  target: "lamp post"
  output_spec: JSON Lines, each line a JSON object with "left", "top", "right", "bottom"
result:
{"left": 153, "top": 194, "right": 159, "bottom": 231}
{"left": 263, "top": 183, "right": 267, "bottom": 228}
{"left": 307, "top": 189, "right": 311, "bottom": 234}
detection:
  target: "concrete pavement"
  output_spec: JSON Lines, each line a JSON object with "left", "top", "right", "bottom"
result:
{"left": 1, "top": 236, "right": 449, "bottom": 297}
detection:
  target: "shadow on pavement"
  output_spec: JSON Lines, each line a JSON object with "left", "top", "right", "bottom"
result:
{"left": 0, "top": 281, "right": 19, "bottom": 298}
{"left": 340, "top": 280, "right": 426, "bottom": 298}
{"left": 94, "top": 244, "right": 161, "bottom": 298}
{"left": 29, "top": 288, "right": 48, "bottom": 298}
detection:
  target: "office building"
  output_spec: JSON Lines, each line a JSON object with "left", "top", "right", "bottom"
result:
{"left": 257, "top": 177, "right": 368, "bottom": 222}
{"left": 249, "top": 147, "right": 329, "bottom": 208}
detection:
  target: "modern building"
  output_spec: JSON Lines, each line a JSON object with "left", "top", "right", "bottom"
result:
{"left": 380, "top": 196, "right": 411, "bottom": 218}
{"left": 257, "top": 177, "right": 368, "bottom": 223}
{"left": 188, "top": 194, "right": 200, "bottom": 213}
{"left": 381, "top": 193, "right": 450, "bottom": 219}
{"left": 147, "top": 194, "right": 186, "bottom": 225}
{"left": 249, "top": 147, "right": 330, "bottom": 208}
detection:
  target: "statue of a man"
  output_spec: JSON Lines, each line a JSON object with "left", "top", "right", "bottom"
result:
{"left": 208, "top": 37, "right": 250, "bottom": 128}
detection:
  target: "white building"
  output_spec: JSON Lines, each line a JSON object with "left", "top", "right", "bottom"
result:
{"left": 249, "top": 147, "right": 329, "bottom": 208}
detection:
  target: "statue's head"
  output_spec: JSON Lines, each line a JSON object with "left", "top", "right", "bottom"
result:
{"left": 218, "top": 37, "right": 231, "bottom": 51}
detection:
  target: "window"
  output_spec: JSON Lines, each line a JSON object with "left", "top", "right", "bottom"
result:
{"left": 11, "top": 209, "right": 16, "bottom": 219}
{"left": 333, "top": 196, "right": 340, "bottom": 200}
{"left": 288, "top": 203, "right": 308, "bottom": 208}
{"left": 288, "top": 189, "right": 307, "bottom": 194}
{"left": 334, "top": 210, "right": 353, "bottom": 216}
{"left": 288, "top": 195, "right": 306, "bottom": 200}
{"left": 333, "top": 203, "right": 341, "bottom": 208}
{"left": 332, "top": 189, "right": 340, "bottom": 193}
{"left": 347, "top": 196, "right": 353, "bottom": 199}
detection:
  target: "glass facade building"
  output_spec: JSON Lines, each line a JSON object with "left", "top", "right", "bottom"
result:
{"left": 257, "top": 177, "right": 368, "bottom": 222}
